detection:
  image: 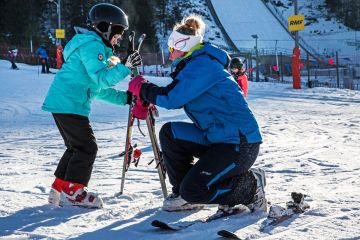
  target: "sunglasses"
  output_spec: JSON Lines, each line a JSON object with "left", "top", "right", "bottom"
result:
{"left": 168, "top": 47, "right": 174, "bottom": 53}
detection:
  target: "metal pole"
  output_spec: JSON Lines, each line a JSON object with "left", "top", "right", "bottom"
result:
{"left": 336, "top": 51, "right": 340, "bottom": 88}
{"left": 162, "top": 0, "right": 166, "bottom": 38}
{"left": 294, "top": 0, "right": 299, "bottom": 48}
{"left": 256, "top": 38, "right": 259, "bottom": 81}
{"left": 58, "top": 0, "right": 61, "bottom": 45}
{"left": 280, "top": 52, "right": 284, "bottom": 82}
{"left": 292, "top": 0, "right": 301, "bottom": 89}
{"left": 307, "top": 53, "right": 311, "bottom": 88}
{"left": 155, "top": 44, "right": 158, "bottom": 75}
{"left": 250, "top": 53, "right": 253, "bottom": 81}
{"left": 275, "top": 40, "right": 279, "bottom": 70}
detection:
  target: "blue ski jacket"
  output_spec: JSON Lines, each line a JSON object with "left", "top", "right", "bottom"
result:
{"left": 35, "top": 47, "right": 48, "bottom": 59}
{"left": 140, "top": 43, "right": 262, "bottom": 144}
{"left": 42, "top": 31, "right": 131, "bottom": 117}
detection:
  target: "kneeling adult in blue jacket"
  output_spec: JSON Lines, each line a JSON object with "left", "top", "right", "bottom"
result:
{"left": 128, "top": 15, "right": 267, "bottom": 213}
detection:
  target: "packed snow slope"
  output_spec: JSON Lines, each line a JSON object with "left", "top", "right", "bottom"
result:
{"left": 0, "top": 60, "right": 360, "bottom": 239}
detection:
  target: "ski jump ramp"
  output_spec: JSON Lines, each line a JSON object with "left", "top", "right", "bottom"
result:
{"left": 210, "top": 0, "right": 295, "bottom": 52}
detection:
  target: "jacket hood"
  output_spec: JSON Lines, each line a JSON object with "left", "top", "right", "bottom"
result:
{"left": 190, "top": 43, "right": 231, "bottom": 68}
{"left": 63, "top": 31, "right": 110, "bottom": 61}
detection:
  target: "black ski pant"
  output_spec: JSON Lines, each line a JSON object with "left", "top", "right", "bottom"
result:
{"left": 159, "top": 122, "right": 260, "bottom": 206}
{"left": 40, "top": 58, "right": 50, "bottom": 73}
{"left": 52, "top": 113, "right": 98, "bottom": 186}
{"left": 10, "top": 56, "right": 18, "bottom": 69}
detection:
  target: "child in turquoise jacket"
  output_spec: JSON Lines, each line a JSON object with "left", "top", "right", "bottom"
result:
{"left": 43, "top": 3, "right": 142, "bottom": 208}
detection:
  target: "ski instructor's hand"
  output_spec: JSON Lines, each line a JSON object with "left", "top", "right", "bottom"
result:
{"left": 132, "top": 98, "right": 149, "bottom": 120}
{"left": 128, "top": 75, "right": 147, "bottom": 99}
{"left": 122, "top": 50, "right": 142, "bottom": 69}
{"left": 128, "top": 75, "right": 149, "bottom": 119}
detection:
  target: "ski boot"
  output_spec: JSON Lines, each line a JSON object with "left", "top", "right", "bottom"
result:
{"left": 212, "top": 204, "right": 248, "bottom": 221}
{"left": 48, "top": 177, "right": 65, "bottom": 206}
{"left": 60, "top": 182, "right": 103, "bottom": 208}
{"left": 247, "top": 168, "right": 267, "bottom": 212}
{"left": 286, "top": 192, "right": 310, "bottom": 213}
{"left": 162, "top": 193, "right": 204, "bottom": 211}
{"left": 263, "top": 192, "right": 310, "bottom": 229}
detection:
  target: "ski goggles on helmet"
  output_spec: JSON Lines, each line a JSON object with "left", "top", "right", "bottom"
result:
{"left": 167, "top": 30, "right": 203, "bottom": 52}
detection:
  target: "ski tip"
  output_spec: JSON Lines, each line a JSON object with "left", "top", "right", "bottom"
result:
{"left": 217, "top": 230, "right": 242, "bottom": 239}
{"left": 151, "top": 220, "right": 178, "bottom": 231}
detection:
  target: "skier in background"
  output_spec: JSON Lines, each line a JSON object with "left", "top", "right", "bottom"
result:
{"left": 127, "top": 15, "right": 266, "bottom": 214}
{"left": 230, "top": 57, "right": 248, "bottom": 97}
{"left": 8, "top": 46, "right": 19, "bottom": 70}
{"left": 35, "top": 44, "right": 51, "bottom": 73}
{"left": 42, "top": 3, "right": 142, "bottom": 208}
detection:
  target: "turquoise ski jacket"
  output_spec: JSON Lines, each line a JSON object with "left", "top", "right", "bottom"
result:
{"left": 42, "top": 31, "right": 131, "bottom": 117}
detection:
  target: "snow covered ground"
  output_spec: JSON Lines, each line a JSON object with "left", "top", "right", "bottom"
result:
{"left": 1, "top": 60, "right": 360, "bottom": 239}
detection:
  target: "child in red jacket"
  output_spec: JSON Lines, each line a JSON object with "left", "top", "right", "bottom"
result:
{"left": 230, "top": 58, "right": 248, "bottom": 97}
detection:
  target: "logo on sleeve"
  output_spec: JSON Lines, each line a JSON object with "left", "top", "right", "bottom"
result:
{"left": 98, "top": 53, "right": 104, "bottom": 61}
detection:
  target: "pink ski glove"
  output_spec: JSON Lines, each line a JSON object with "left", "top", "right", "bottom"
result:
{"left": 132, "top": 97, "right": 149, "bottom": 120}
{"left": 128, "top": 75, "right": 149, "bottom": 119}
{"left": 128, "top": 75, "right": 147, "bottom": 99}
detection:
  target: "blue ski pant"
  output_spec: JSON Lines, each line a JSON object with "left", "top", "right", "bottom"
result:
{"left": 159, "top": 122, "right": 260, "bottom": 206}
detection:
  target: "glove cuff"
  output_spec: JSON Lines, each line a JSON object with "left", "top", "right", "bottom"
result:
{"left": 126, "top": 91, "right": 133, "bottom": 105}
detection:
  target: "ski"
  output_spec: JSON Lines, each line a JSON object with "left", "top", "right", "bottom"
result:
{"left": 217, "top": 230, "right": 242, "bottom": 239}
{"left": 120, "top": 31, "right": 146, "bottom": 195}
{"left": 145, "top": 105, "right": 168, "bottom": 198}
{"left": 260, "top": 192, "right": 310, "bottom": 231}
{"left": 216, "top": 192, "right": 310, "bottom": 239}
{"left": 151, "top": 207, "right": 248, "bottom": 231}
{"left": 118, "top": 31, "right": 167, "bottom": 198}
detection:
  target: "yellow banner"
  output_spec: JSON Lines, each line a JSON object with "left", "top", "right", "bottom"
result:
{"left": 288, "top": 15, "right": 305, "bottom": 31}
{"left": 56, "top": 29, "right": 65, "bottom": 39}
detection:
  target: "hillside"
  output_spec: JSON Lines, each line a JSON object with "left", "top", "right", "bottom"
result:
{"left": 267, "top": 0, "right": 360, "bottom": 56}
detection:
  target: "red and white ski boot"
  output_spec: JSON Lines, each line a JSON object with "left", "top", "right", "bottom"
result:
{"left": 60, "top": 181, "right": 103, "bottom": 209}
{"left": 48, "top": 177, "right": 65, "bottom": 206}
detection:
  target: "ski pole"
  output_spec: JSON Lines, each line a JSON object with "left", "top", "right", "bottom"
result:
{"left": 37, "top": 58, "right": 40, "bottom": 77}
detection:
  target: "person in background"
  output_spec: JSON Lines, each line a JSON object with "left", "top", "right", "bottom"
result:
{"left": 35, "top": 44, "right": 51, "bottom": 73}
{"left": 230, "top": 57, "right": 248, "bottom": 97}
{"left": 127, "top": 14, "right": 266, "bottom": 214}
{"left": 8, "top": 46, "right": 19, "bottom": 70}
{"left": 42, "top": 3, "right": 142, "bottom": 209}
{"left": 56, "top": 44, "right": 63, "bottom": 69}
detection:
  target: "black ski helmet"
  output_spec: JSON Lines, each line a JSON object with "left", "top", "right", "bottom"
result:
{"left": 230, "top": 57, "right": 243, "bottom": 69}
{"left": 87, "top": 3, "right": 129, "bottom": 43}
